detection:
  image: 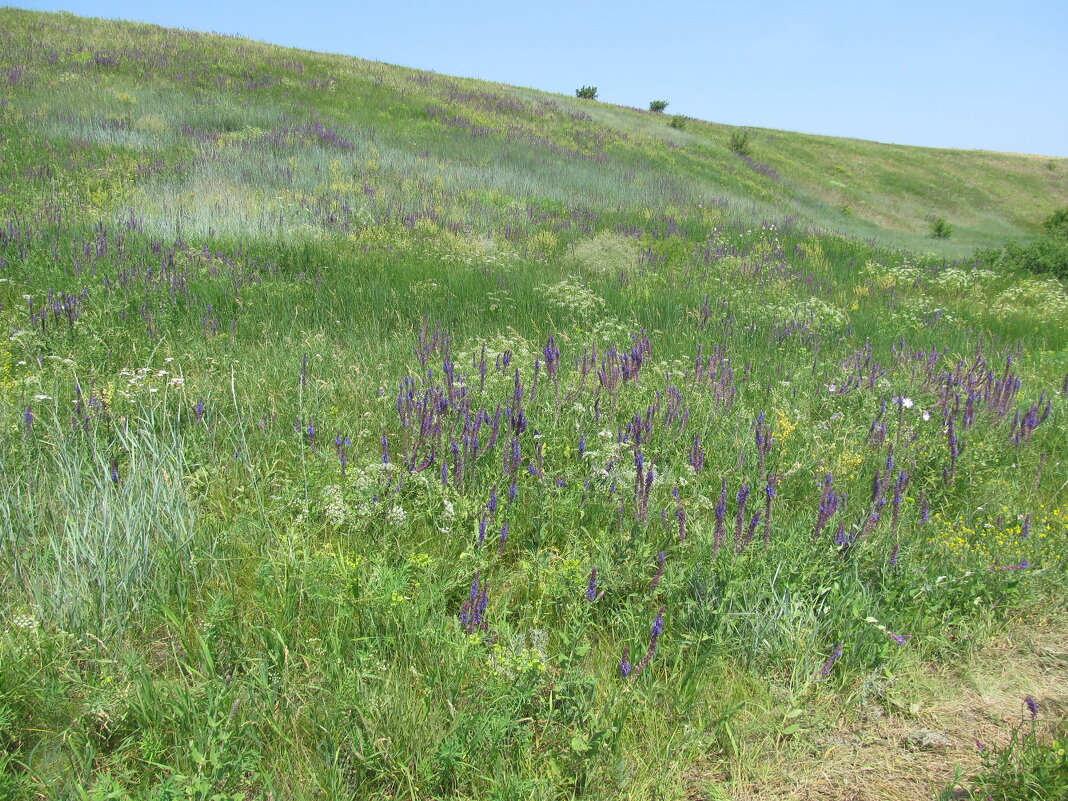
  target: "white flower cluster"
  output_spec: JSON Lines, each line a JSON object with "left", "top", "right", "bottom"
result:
{"left": 931, "top": 267, "right": 998, "bottom": 293}
{"left": 538, "top": 278, "right": 608, "bottom": 318}
{"left": 995, "top": 278, "right": 1068, "bottom": 322}
{"left": 862, "top": 259, "right": 923, "bottom": 289}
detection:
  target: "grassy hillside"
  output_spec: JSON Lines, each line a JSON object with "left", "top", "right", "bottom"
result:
{"left": 0, "top": 8, "right": 1066, "bottom": 801}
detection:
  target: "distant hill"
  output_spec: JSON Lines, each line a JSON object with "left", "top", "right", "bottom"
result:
{"left": 1, "top": 6, "right": 1064, "bottom": 256}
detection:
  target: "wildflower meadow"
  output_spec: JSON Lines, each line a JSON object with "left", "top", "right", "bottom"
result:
{"left": 0, "top": 9, "right": 1066, "bottom": 800}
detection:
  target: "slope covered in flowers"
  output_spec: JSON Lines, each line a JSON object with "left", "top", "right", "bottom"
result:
{"left": 0, "top": 8, "right": 1066, "bottom": 800}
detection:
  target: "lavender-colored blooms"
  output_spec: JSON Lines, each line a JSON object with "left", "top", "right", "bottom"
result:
{"left": 833, "top": 523, "right": 848, "bottom": 547}
{"left": 734, "top": 483, "right": 750, "bottom": 551}
{"left": 459, "top": 572, "right": 489, "bottom": 635}
{"left": 1025, "top": 696, "right": 1039, "bottom": 720}
{"left": 586, "top": 566, "right": 599, "bottom": 602}
{"left": 620, "top": 647, "right": 632, "bottom": 678}
{"left": 888, "top": 543, "right": 900, "bottom": 566}
{"left": 651, "top": 608, "right": 664, "bottom": 638}
{"left": 335, "top": 434, "right": 350, "bottom": 473}
{"left": 23, "top": 405, "right": 33, "bottom": 430}
{"left": 381, "top": 433, "right": 390, "bottom": 464}
{"left": 887, "top": 631, "right": 911, "bottom": 645}
{"left": 713, "top": 479, "right": 727, "bottom": 554}
{"left": 814, "top": 473, "right": 839, "bottom": 540}
{"left": 632, "top": 605, "right": 666, "bottom": 677}
{"left": 820, "top": 642, "right": 844, "bottom": 679}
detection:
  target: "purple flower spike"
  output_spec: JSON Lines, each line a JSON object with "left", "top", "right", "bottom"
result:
{"left": 620, "top": 647, "right": 632, "bottom": 678}
{"left": 820, "top": 642, "right": 844, "bottom": 679}
{"left": 1025, "top": 696, "right": 1039, "bottom": 720}
{"left": 651, "top": 609, "right": 664, "bottom": 637}
{"left": 887, "top": 631, "right": 911, "bottom": 646}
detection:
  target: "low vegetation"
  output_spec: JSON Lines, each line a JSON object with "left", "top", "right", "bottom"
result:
{"left": 0, "top": 8, "right": 1065, "bottom": 800}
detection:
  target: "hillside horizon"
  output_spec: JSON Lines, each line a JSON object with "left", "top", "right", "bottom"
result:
{"left": 1, "top": 6, "right": 1066, "bottom": 258}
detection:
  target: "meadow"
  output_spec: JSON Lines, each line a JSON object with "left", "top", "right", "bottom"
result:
{"left": 0, "top": 8, "right": 1067, "bottom": 800}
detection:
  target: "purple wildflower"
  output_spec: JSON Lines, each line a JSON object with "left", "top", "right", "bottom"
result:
{"left": 632, "top": 606, "right": 666, "bottom": 677}
{"left": 713, "top": 479, "right": 727, "bottom": 555}
{"left": 1025, "top": 696, "right": 1039, "bottom": 720}
{"left": 586, "top": 566, "right": 599, "bottom": 602}
{"left": 820, "top": 643, "right": 844, "bottom": 679}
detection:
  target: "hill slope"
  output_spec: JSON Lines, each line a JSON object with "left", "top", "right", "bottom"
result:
{"left": 1, "top": 9, "right": 1067, "bottom": 801}
{"left": 0, "top": 7, "right": 1065, "bottom": 255}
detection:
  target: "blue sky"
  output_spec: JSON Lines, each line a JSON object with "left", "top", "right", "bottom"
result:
{"left": 16, "top": 0, "right": 1068, "bottom": 156}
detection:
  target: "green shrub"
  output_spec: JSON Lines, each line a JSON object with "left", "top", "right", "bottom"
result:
{"left": 1042, "top": 207, "right": 1068, "bottom": 239}
{"left": 929, "top": 217, "right": 953, "bottom": 238}
{"left": 668, "top": 115, "right": 686, "bottom": 130}
{"left": 649, "top": 100, "right": 668, "bottom": 113}
{"left": 575, "top": 86, "right": 598, "bottom": 100}
{"left": 728, "top": 129, "right": 753, "bottom": 156}
{"left": 996, "top": 238, "right": 1068, "bottom": 279}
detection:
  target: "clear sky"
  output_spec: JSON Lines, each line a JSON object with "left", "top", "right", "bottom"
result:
{"left": 14, "top": 0, "right": 1068, "bottom": 157}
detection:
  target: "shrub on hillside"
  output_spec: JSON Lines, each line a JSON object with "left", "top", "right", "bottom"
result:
{"left": 1042, "top": 207, "right": 1068, "bottom": 239}
{"left": 649, "top": 100, "right": 668, "bottom": 113}
{"left": 977, "top": 238, "right": 1068, "bottom": 280}
{"left": 973, "top": 209, "right": 1068, "bottom": 280}
{"left": 728, "top": 129, "right": 753, "bottom": 156}
{"left": 668, "top": 115, "right": 686, "bottom": 130}
{"left": 929, "top": 217, "right": 953, "bottom": 239}
{"left": 575, "top": 86, "right": 598, "bottom": 100}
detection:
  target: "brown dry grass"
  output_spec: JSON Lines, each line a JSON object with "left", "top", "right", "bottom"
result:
{"left": 689, "top": 622, "right": 1068, "bottom": 801}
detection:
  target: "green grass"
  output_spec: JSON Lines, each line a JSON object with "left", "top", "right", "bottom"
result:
{"left": 0, "top": 7, "right": 1066, "bottom": 800}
